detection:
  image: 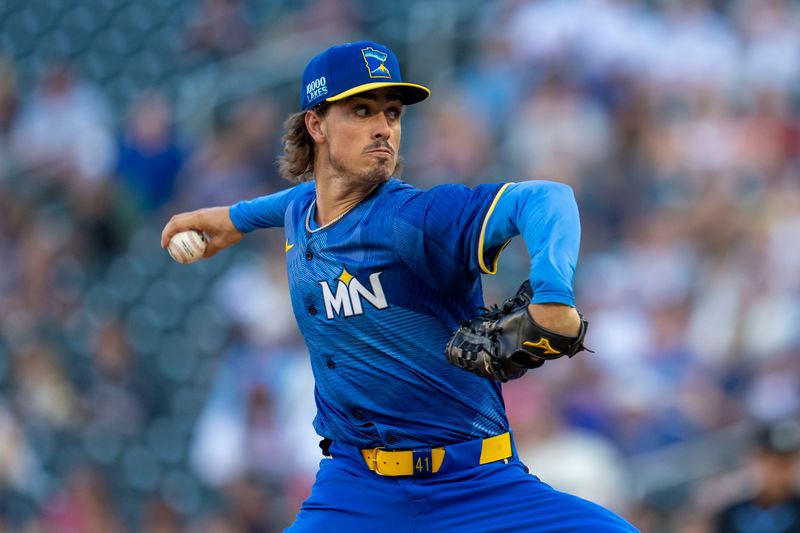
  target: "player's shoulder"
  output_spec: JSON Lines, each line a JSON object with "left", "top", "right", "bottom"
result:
{"left": 279, "top": 181, "right": 316, "bottom": 224}
{"left": 385, "top": 177, "right": 505, "bottom": 205}
{"left": 381, "top": 177, "right": 420, "bottom": 197}
{"left": 387, "top": 179, "right": 507, "bottom": 235}
{"left": 374, "top": 178, "right": 422, "bottom": 212}
{"left": 285, "top": 180, "right": 316, "bottom": 207}
{"left": 291, "top": 180, "right": 316, "bottom": 199}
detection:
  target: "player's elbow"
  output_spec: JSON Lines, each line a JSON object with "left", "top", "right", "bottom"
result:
{"left": 515, "top": 180, "right": 577, "bottom": 214}
{"left": 539, "top": 180, "right": 575, "bottom": 203}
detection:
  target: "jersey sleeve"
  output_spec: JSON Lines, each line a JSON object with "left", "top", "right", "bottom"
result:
{"left": 392, "top": 183, "right": 503, "bottom": 292}
{"left": 229, "top": 183, "right": 311, "bottom": 232}
{"left": 481, "top": 181, "right": 580, "bottom": 306}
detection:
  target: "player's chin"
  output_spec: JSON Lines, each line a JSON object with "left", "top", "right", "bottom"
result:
{"left": 360, "top": 160, "right": 393, "bottom": 183}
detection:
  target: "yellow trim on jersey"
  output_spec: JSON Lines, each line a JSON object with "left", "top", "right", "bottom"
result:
{"left": 477, "top": 182, "right": 514, "bottom": 274}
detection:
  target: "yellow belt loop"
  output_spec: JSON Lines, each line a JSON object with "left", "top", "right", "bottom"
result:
{"left": 431, "top": 448, "right": 445, "bottom": 472}
{"left": 479, "top": 432, "right": 512, "bottom": 465}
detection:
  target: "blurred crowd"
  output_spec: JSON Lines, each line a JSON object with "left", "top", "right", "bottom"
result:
{"left": 0, "top": 0, "right": 799, "bottom": 531}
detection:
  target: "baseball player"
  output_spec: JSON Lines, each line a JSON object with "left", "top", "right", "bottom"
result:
{"left": 162, "top": 41, "right": 638, "bottom": 532}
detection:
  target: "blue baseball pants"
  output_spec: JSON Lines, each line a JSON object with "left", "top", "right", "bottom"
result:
{"left": 286, "top": 436, "right": 639, "bottom": 532}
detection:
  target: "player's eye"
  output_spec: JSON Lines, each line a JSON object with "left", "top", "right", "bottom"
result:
{"left": 354, "top": 105, "right": 369, "bottom": 117}
{"left": 386, "top": 107, "right": 401, "bottom": 120}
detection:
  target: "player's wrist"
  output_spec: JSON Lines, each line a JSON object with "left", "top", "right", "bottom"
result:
{"left": 527, "top": 303, "right": 580, "bottom": 337}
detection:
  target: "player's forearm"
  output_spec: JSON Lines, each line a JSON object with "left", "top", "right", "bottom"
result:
{"left": 483, "top": 181, "right": 580, "bottom": 306}
{"left": 229, "top": 185, "right": 300, "bottom": 232}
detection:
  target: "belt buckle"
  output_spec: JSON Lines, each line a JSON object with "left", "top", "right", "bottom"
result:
{"left": 366, "top": 447, "right": 387, "bottom": 476}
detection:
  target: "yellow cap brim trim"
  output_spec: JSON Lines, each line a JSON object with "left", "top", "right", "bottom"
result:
{"left": 326, "top": 82, "right": 431, "bottom": 104}
{"left": 478, "top": 182, "right": 514, "bottom": 275}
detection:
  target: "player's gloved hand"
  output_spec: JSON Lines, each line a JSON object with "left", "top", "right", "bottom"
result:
{"left": 445, "top": 281, "right": 590, "bottom": 382}
{"left": 161, "top": 206, "right": 244, "bottom": 259}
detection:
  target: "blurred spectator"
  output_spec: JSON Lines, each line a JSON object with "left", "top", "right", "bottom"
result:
{"left": 188, "top": 513, "right": 241, "bottom": 533}
{"left": 222, "top": 474, "right": 285, "bottom": 532}
{"left": 292, "top": 0, "right": 358, "bottom": 42}
{"left": 0, "top": 56, "right": 18, "bottom": 139}
{"left": 116, "top": 91, "right": 186, "bottom": 214}
{"left": 11, "top": 342, "right": 78, "bottom": 430}
{"left": 713, "top": 419, "right": 800, "bottom": 533}
{"left": 184, "top": 0, "right": 255, "bottom": 63}
{"left": 190, "top": 338, "right": 314, "bottom": 487}
{"left": 81, "top": 320, "right": 156, "bottom": 436}
{"left": 177, "top": 97, "right": 280, "bottom": 209}
{"left": 652, "top": 0, "right": 739, "bottom": 90}
{"left": 744, "top": 357, "right": 800, "bottom": 423}
{"left": 40, "top": 466, "right": 125, "bottom": 533}
{"left": 456, "top": 32, "right": 523, "bottom": 140}
{"left": 10, "top": 60, "right": 113, "bottom": 183}
{"left": 223, "top": 98, "right": 282, "bottom": 192}
{"left": 66, "top": 181, "right": 135, "bottom": 264}
{"left": 509, "top": 377, "right": 632, "bottom": 514}
{"left": 0, "top": 403, "right": 45, "bottom": 498}
{"left": 2, "top": 215, "right": 75, "bottom": 323}
{"left": 411, "top": 88, "right": 494, "bottom": 187}
{"left": 504, "top": 72, "right": 612, "bottom": 185}
{"left": 214, "top": 246, "right": 303, "bottom": 347}
{"left": 141, "top": 497, "right": 182, "bottom": 533}
{"left": 734, "top": 0, "right": 800, "bottom": 93}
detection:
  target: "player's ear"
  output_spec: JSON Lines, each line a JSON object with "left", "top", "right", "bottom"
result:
{"left": 305, "top": 109, "right": 326, "bottom": 144}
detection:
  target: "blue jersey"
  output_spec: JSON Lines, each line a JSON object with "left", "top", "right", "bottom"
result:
{"left": 230, "top": 177, "right": 580, "bottom": 449}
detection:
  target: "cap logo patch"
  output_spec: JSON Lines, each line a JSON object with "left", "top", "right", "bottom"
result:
{"left": 361, "top": 47, "right": 391, "bottom": 79}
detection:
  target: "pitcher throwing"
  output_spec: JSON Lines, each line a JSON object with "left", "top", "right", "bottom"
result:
{"left": 161, "top": 41, "right": 638, "bottom": 533}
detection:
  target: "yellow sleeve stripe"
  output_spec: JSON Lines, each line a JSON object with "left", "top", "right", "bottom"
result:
{"left": 477, "top": 182, "right": 514, "bottom": 275}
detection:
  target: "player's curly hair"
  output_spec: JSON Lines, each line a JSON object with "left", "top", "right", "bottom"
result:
{"left": 278, "top": 105, "right": 328, "bottom": 183}
{"left": 278, "top": 102, "right": 402, "bottom": 183}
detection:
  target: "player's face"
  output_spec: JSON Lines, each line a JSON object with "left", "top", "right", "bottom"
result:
{"left": 320, "top": 89, "right": 403, "bottom": 184}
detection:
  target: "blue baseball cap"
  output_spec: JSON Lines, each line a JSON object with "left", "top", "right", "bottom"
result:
{"left": 300, "top": 41, "right": 430, "bottom": 111}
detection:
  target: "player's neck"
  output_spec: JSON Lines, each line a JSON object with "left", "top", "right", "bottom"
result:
{"left": 314, "top": 174, "right": 384, "bottom": 226}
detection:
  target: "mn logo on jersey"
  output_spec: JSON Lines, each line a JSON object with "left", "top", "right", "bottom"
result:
{"left": 320, "top": 267, "right": 388, "bottom": 319}
{"left": 361, "top": 47, "right": 391, "bottom": 79}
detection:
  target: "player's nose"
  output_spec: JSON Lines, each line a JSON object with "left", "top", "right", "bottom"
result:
{"left": 370, "top": 112, "right": 392, "bottom": 140}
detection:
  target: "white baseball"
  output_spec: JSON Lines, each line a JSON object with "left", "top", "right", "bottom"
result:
{"left": 168, "top": 230, "right": 206, "bottom": 264}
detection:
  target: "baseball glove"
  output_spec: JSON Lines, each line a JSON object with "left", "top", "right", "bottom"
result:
{"left": 445, "top": 281, "right": 590, "bottom": 382}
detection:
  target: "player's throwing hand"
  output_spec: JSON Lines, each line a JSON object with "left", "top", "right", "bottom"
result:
{"left": 160, "top": 206, "right": 243, "bottom": 259}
